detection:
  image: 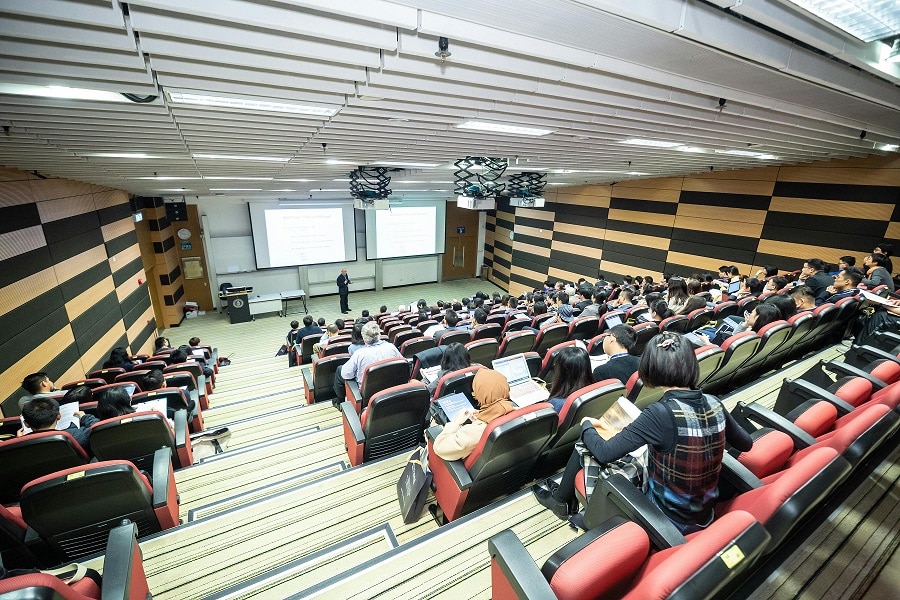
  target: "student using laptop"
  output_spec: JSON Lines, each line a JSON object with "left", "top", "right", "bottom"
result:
{"left": 432, "top": 369, "right": 515, "bottom": 461}
{"left": 547, "top": 346, "right": 594, "bottom": 413}
{"left": 493, "top": 354, "right": 550, "bottom": 406}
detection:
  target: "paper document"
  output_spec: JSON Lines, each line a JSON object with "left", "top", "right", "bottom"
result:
{"left": 20, "top": 401, "right": 79, "bottom": 434}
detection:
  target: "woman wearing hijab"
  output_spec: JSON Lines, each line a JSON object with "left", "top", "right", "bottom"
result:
{"left": 432, "top": 369, "right": 515, "bottom": 461}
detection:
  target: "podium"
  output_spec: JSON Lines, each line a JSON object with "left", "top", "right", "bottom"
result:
{"left": 220, "top": 292, "right": 251, "bottom": 324}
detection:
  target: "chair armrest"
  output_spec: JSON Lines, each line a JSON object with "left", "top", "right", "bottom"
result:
{"left": 488, "top": 530, "right": 557, "bottom": 600}
{"left": 173, "top": 409, "right": 188, "bottom": 446}
{"left": 846, "top": 344, "right": 900, "bottom": 369}
{"left": 719, "top": 453, "right": 764, "bottom": 494}
{"left": 346, "top": 379, "right": 362, "bottom": 406}
{"left": 341, "top": 401, "right": 365, "bottom": 443}
{"left": 732, "top": 402, "right": 818, "bottom": 448}
{"left": 151, "top": 447, "right": 174, "bottom": 507}
{"left": 776, "top": 378, "right": 856, "bottom": 416}
{"left": 821, "top": 360, "right": 887, "bottom": 390}
{"left": 99, "top": 521, "right": 150, "bottom": 600}
{"left": 872, "top": 331, "right": 900, "bottom": 353}
{"left": 584, "top": 473, "right": 686, "bottom": 549}
{"left": 426, "top": 424, "right": 443, "bottom": 442}
{"left": 434, "top": 454, "right": 473, "bottom": 490}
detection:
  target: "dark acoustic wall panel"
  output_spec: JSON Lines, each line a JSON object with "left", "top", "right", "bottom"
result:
{"left": 0, "top": 167, "right": 153, "bottom": 415}
{"left": 484, "top": 155, "right": 900, "bottom": 295}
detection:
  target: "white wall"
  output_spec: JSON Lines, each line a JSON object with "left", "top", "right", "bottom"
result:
{"left": 193, "top": 196, "right": 442, "bottom": 298}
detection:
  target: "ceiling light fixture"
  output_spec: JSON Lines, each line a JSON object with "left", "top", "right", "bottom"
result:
{"left": 675, "top": 146, "right": 711, "bottom": 153}
{"left": 193, "top": 153, "right": 290, "bottom": 162}
{"left": 456, "top": 121, "right": 554, "bottom": 137}
{"left": 374, "top": 161, "right": 441, "bottom": 168}
{"left": 879, "top": 143, "right": 899, "bottom": 151}
{"left": 204, "top": 176, "right": 273, "bottom": 181}
{"left": 716, "top": 150, "right": 779, "bottom": 159}
{"left": 325, "top": 159, "right": 356, "bottom": 165}
{"left": 783, "top": 1, "right": 900, "bottom": 43}
{"left": 208, "top": 188, "right": 263, "bottom": 191}
{"left": 620, "top": 139, "right": 684, "bottom": 148}
{"left": 0, "top": 83, "right": 133, "bottom": 102}
{"left": 167, "top": 91, "right": 340, "bottom": 116}
{"left": 134, "top": 176, "right": 203, "bottom": 180}
{"left": 79, "top": 152, "right": 166, "bottom": 159}
{"left": 275, "top": 178, "right": 316, "bottom": 182}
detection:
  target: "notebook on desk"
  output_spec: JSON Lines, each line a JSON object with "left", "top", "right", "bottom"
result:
{"left": 492, "top": 354, "right": 550, "bottom": 407}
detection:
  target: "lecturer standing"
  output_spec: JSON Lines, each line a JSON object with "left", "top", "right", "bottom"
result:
{"left": 337, "top": 268, "right": 351, "bottom": 314}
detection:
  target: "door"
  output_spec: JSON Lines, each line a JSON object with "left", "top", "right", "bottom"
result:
{"left": 442, "top": 202, "right": 480, "bottom": 281}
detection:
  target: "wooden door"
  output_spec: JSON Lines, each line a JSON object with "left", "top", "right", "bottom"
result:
{"left": 442, "top": 202, "right": 480, "bottom": 281}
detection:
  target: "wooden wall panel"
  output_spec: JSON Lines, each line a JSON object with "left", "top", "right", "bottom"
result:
{"left": 0, "top": 167, "right": 153, "bottom": 416}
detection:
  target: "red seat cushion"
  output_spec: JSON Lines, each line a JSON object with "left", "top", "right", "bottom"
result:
{"left": 870, "top": 360, "right": 900, "bottom": 384}
{"left": 793, "top": 401, "right": 838, "bottom": 438}
{"left": 736, "top": 429, "right": 795, "bottom": 479}
{"left": 833, "top": 377, "right": 873, "bottom": 407}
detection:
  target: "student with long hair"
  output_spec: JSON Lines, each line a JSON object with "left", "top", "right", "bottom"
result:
{"left": 546, "top": 346, "right": 594, "bottom": 412}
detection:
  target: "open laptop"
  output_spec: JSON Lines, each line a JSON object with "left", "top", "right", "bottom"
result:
{"left": 492, "top": 354, "right": 550, "bottom": 407}
{"left": 603, "top": 312, "right": 623, "bottom": 329}
{"left": 727, "top": 280, "right": 741, "bottom": 295}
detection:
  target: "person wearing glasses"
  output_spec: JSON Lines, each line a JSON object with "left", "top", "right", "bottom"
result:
{"left": 796, "top": 258, "right": 834, "bottom": 302}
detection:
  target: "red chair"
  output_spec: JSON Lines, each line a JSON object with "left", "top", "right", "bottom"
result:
{"left": 89, "top": 410, "right": 194, "bottom": 470}
{"left": 465, "top": 338, "right": 499, "bottom": 366}
{"left": 432, "top": 365, "right": 485, "bottom": 404}
{"left": 712, "top": 301, "right": 740, "bottom": 321}
{"left": 341, "top": 382, "right": 430, "bottom": 466}
{"left": 436, "top": 329, "right": 472, "bottom": 346}
{"left": 567, "top": 316, "right": 599, "bottom": 341}
{"left": 113, "top": 369, "right": 150, "bottom": 388}
{"left": 630, "top": 321, "right": 659, "bottom": 355}
{"left": 345, "top": 357, "right": 411, "bottom": 414}
{"left": 659, "top": 314, "right": 689, "bottom": 333}
{"left": 166, "top": 361, "right": 211, "bottom": 400}
{"left": 489, "top": 510, "right": 769, "bottom": 600}
{"left": 428, "top": 403, "right": 558, "bottom": 522}
{"left": 86, "top": 368, "right": 125, "bottom": 384}
{"left": 321, "top": 341, "right": 352, "bottom": 358}
{"left": 472, "top": 323, "right": 502, "bottom": 341}
{"left": 685, "top": 307, "right": 714, "bottom": 331}
{"left": 302, "top": 354, "right": 350, "bottom": 404}
{"left": 298, "top": 334, "right": 321, "bottom": 365}
{"left": 19, "top": 449, "right": 180, "bottom": 563}
{"left": 532, "top": 323, "right": 569, "bottom": 357}
{"left": 392, "top": 329, "right": 419, "bottom": 349}
{"left": 0, "top": 431, "right": 89, "bottom": 505}
{"left": 399, "top": 336, "right": 436, "bottom": 359}
{"left": 60, "top": 378, "right": 106, "bottom": 391}
{"left": 0, "top": 520, "right": 150, "bottom": 598}
{"left": 497, "top": 330, "right": 537, "bottom": 358}
{"left": 536, "top": 340, "right": 579, "bottom": 384}
{"left": 534, "top": 379, "right": 626, "bottom": 477}
{"left": 132, "top": 388, "right": 203, "bottom": 432}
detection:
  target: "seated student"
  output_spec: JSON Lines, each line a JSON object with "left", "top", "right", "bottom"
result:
{"left": 532, "top": 332, "right": 753, "bottom": 530}
{"left": 573, "top": 287, "right": 593, "bottom": 312}
{"left": 861, "top": 253, "right": 895, "bottom": 292}
{"left": 539, "top": 303, "right": 575, "bottom": 330}
{"left": 177, "top": 345, "right": 214, "bottom": 379}
{"left": 432, "top": 369, "right": 515, "bottom": 461}
{"left": 874, "top": 242, "right": 894, "bottom": 274}
{"left": 313, "top": 324, "right": 340, "bottom": 355}
{"left": 608, "top": 288, "right": 634, "bottom": 312}
{"left": 18, "top": 372, "right": 58, "bottom": 409}
{"left": 143, "top": 369, "right": 196, "bottom": 418}
{"left": 426, "top": 343, "right": 471, "bottom": 396}
{"left": 103, "top": 347, "right": 136, "bottom": 371}
{"left": 796, "top": 258, "right": 834, "bottom": 301}
{"left": 347, "top": 322, "right": 366, "bottom": 355}
{"left": 18, "top": 396, "right": 98, "bottom": 452}
{"left": 579, "top": 288, "right": 608, "bottom": 317}
{"left": 154, "top": 337, "right": 173, "bottom": 355}
{"left": 96, "top": 386, "right": 136, "bottom": 420}
{"left": 829, "top": 256, "right": 855, "bottom": 277}
{"left": 187, "top": 336, "right": 209, "bottom": 358}
{"left": 638, "top": 299, "right": 674, "bottom": 324}
{"left": 547, "top": 346, "right": 594, "bottom": 413}
{"left": 427, "top": 309, "right": 466, "bottom": 340}
{"left": 765, "top": 276, "right": 789, "bottom": 293}
{"left": 695, "top": 304, "right": 782, "bottom": 347}
{"left": 333, "top": 321, "right": 403, "bottom": 405}
{"left": 472, "top": 307, "right": 488, "bottom": 325}
{"left": 763, "top": 293, "right": 796, "bottom": 321}
{"left": 755, "top": 264, "right": 778, "bottom": 279}
{"left": 592, "top": 324, "right": 640, "bottom": 385}
{"left": 665, "top": 277, "right": 690, "bottom": 314}
{"left": 790, "top": 285, "right": 817, "bottom": 312}
{"left": 293, "top": 315, "right": 324, "bottom": 344}
{"left": 821, "top": 266, "right": 863, "bottom": 304}
{"left": 730, "top": 276, "right": 763, "bottom": 301}
{"left": 676, "top": 295, "right": 707, "bottom": 316}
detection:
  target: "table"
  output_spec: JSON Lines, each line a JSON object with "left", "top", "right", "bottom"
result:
{"left": 281, "top": 289, "right": 308, "bottom": 316}
{"left": 249, "top": 292, "right": 283, "bottom": 318}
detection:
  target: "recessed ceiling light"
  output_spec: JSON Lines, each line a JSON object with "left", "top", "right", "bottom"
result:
{"left": 547, "top": 182, "right": 567, "bottom": 186}
{"left": 276, "top": 178, "right": 316, "bottom": 182}
{"left": 193, "top": 153, "right": 290, "bottom": 162}
{"left": 0, "top": 83, "right": 132, "bottom": 102}
{"left": 676, "top": 146, "right": 711, "bottom": 153}
{"left": 156, "top": 188, "right": 192, "bottom": 192}
{"left": 456, "top": 121, "right": 554, "bottom": 137}
{"left": 79, "top": 152, "right": 166, "bottom": 159}
{"left": 625, "top": 171, "right": 649, "bottom": 176}
{"left": 375, "top": 161, "right": 441, "bottom": 168}
{"left": 310, "top": 188, "right": 349, "bottom": 192}
{"left": 133, "top": 176, "right": 203, "bottom": 180}
{"left": 332, "top": 178, "right": 352, "bottom": 182}
{"left": 204, "top": 176, "right": 273, "bottom": 180}
{"left": 716, "top": 150, "right": 778, "bottom": 159}
{"left": 358, "top": 95, "right": 385, "bottom": 101}
{"left": 208, "top": 188, "right": 263, "bottom": 191}
{"left": 783, "top": 0, "right": 900, "bottom": 43}
{"left": 388, "top": 117, "right": 410, "bottom": 122}
{"left": 167, "top": 91, "right": 340, "bottom": 116}
{"left": 325, "top": 159, "right": 356, "bottom": 165}
{"left": 270, "top": 189, "right": 297, "bottom": 192}
{"left": 879, "top": 143, "right": 899, "bottom": 151}
{"left": 620, "top": 139, "right": 684, "bottom": 148}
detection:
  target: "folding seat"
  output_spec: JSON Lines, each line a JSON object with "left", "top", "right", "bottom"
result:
{"left": 321, "top": 341, "right": 352, "bottom": 358}
{"left": 534, "top": 379, "right": 626, "bottom": 477}
{"left": 436, "top": 329, "right": 472, "bottom": 346}
{"left": 625, "top": 306, "right": 648, "bottom": 322}
{"left": 582, "top": 447, "right": 849, "bottom": 556}
{"left": 0, "top": 520, "right": 149, "bottom": 596}
{"left": 89, "top": 382, "right": 140, "bottom": 403}
{"left": 801, "top": 303, "right": 840, "bottom": 351}
{"left": 567, "top": 315, "right": 599, "bottom": 341}
{"left": 497, "top": 330, "right": 536, "bottom": 358}
{"left": 131, "top": 387, "right": 203, "bottom": 432}
{"left": 843, "top": 343, "right": 900, "bottom": 377}
{"left": 659, "top": 314, "right": 689, "bottom": 333}
{"left": 586, "top": 332, "right": 607, "bottom": 355}
{"left": 465, "top": 338, "right": 499, "bottom": 366}
{"left": 392, "top": 329, "right": 419, "bottom": 349}
{"left": 162, "top": 371, "right": 203, "bottom": 412}
{"left": 764, "top": 312, "right": 816, "bottom": 369}
{"left": 90, "top": 410, "right": 194, "bottom": 470}
{"left": 86, "top": 367, "right": 125, "bottom": 384}
{"left": 485, "top": 313, "right": 507, "bottom": 328}
{"left": 19, "top": 451, "right": 179, "bottom": 563}
{"left": 501, "top": 314, "right": 530, "bottom": 335}
{"left": 536, "top": 341, "right": 579, "bottom": 384}
{"left": 341, "top": 381, "right": 431, "bottom": 466}
{"left": 701, "top": 331, "right": 760, "bottom": 394}
{"left": 400, "top": 336, "right": 436, "bottom": 360}
{"left": 489, "top": 510, "right": 769, "bottom": 600}
{"left": 695, "top": 344, "right": 725, "bottom": 387}
{"left": 471, "top": 323, "right": 502, "bottom": 341}
{"left": 138, "top": 360, "right": 168, "bottom": 371}
{"left": 386, "top": 323, "right": 412, "bottom": 342}
{"left": 432, "top": 365, "right": 485, "bottom": 404}
{"left": 427, "top": 403, "right": 558, "bottom": 522}
{"left": 825, "top": 296, "right": 860, "bottom": 343}
{"left": 523, "top": 351, "right": 542, "bottom": 378}
{"left": 165, "top": 361, "right": 211, "bottom": 400}
{"left": 630, "top": 321, "right": 659, "bottom": 355}
{"left": 712, "top": 301, "right": 740, "bottom": 321}
{"left": 685, "top": 307, "right": 714, "bottom": 331}
{"left": 113, "top": 369, "right": 150, "bottom": 388}
{"left": 596, "top": 310, "right": 626, "bottom": 334}
{"left": 417, "top": 319, "right": 439, "bottom": 333}
{"left": 530, "top": 313, "right": 555, "bottom": 329}
{"left": 728, "top": 320, "right": 790, "bottom": 385}
{"left": 737, "top": 296, "right": 759, "bottom": 315}
{"left": 302, "top": 354, "right": 350, "bottom": 404}
{"left": 625, "top": 372, "right": 666, "bottom": 409}
{"left": 532, "top": 323, "right": 569, "bottom": 357}
{"left": 298, "top": 334, "right": 320, "bottom": 365}
{"left": 796, "top": 353, "right": 900, "bottom": 394}
{"left": 0, "top": 431, "right": 89, "bottom": 505}
{"left": 60, "top": 378, "right": 106, "bottom": 391}
{"left": 345, "top": 357, "right": 411, "bottom": 414}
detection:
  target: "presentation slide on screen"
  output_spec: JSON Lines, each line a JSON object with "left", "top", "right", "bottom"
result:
{"left": 249, "top": 201, "right": 356, "bottom": 268}
{"left": 365, "top": 202, "right": 446, "bottom": 259}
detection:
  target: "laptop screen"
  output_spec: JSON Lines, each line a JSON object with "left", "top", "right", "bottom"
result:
{"left": 492, "top": 354, "right": 532, "bottom": 386}
{"left": 728, "top": 280, "right": 741, "bottom": 294}
{"left": 604, "top": 313, "right": 623, "bottom": 328}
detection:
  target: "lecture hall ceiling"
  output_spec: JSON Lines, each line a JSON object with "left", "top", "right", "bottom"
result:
{"left": 0, "top": 0, "right": 897, "bottom": 199}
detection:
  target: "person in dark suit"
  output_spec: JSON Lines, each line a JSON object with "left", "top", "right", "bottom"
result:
{"left": 797, "top": 258, "right": 834, "bottom": 304}
{"left": 592, "top": 324, "right": 640, "bottom": 385}
{"left": 337, "top": 268, "right": 351, "bottom": 313}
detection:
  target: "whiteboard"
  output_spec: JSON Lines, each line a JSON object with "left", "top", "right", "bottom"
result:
{"left": 210, "top": 236, "right": 256, "bottom": 274}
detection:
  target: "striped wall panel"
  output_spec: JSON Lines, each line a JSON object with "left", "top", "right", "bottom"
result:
{"left": 0, "top": 168, "right": 154, "bottom": 415}
{"left": 137, "top": 197, "right": 187, "bottom": 326}
{"left": 483, "top": 154, "right": 900, "bottom": 294}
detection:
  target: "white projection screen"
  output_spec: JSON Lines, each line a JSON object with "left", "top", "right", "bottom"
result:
{"left": 248, "top": 201, "right": 356, "bottom": 268}
{"left": 364, "top": 201, "right": 447, "bottom": 259}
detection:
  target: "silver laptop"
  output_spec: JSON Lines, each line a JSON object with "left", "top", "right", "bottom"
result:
{"left": 492, "top": 353, "right": 550, "bottom": 407}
